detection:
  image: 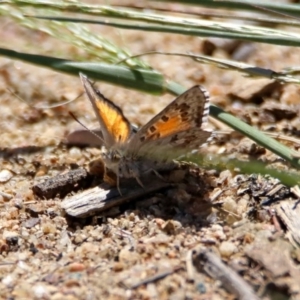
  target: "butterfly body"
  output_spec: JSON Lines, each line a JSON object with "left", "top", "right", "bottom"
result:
{"left": 102, "top": 146, "right": 176, "bottom": 180}
{"left": 80, "top": 74, "right": 212, "bottom": 192}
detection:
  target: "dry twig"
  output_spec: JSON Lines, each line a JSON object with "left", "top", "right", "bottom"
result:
{"left": 192, "top": 248, "right": 260, "bottom": 300}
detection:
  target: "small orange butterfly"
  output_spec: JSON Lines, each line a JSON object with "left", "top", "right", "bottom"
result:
{"left": 80, "top": 73, "right": 212, "bottom": 194}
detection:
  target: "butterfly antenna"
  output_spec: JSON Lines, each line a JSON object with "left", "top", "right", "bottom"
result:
{"left": 69, "top": 111, "right": 105, "bottom": 145}
{"left": 7, "top": 88, "right": 83, "bottom": 109}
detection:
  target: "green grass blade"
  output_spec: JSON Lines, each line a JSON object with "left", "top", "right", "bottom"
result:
{"left": 120, "top": 51, "right": 300, "bottom": 84}
{"left": 4, "top": 1, "right": 300, "bottom": 48}
{"left": 29, "top": 15, "right": 300, "bottom": 48}
{"left": 0, "top": 48, "right": 165, "bottom": 94}
{"left": 0, "top": 5, "right": 150, "bottom": 68}
{"left": 4, "top": 0, "right": 300, "bottom": 22}
{"left": 155, "top": 0, "right": 300, "bottom": 16}
{"left": 187, "top": 154, "right": 300, "bottom": 188}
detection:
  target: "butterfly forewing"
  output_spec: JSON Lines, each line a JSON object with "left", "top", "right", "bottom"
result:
{"left": 128, "top": 85, "right": 211, "bottom": 154}
{"left": 80, "top": 74, "right": 131, "bottom": 148}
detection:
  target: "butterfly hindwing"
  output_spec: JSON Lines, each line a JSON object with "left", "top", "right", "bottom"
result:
{"left": 128, "top": 85, "right": 210, "bottom": 154}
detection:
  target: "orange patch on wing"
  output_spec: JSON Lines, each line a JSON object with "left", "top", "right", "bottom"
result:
{"left": 153, "top": 115, "right": 191, "bottom": 138}
{"left": 95, "top": 100, "right": 130, "bottom": 143}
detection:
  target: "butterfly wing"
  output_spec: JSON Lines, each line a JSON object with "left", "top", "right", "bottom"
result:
{"left": 80, "top": 74, "right": 131, "bottom": 148}
{"left": 128, "top": 85, "right": 211, "bottom": 157}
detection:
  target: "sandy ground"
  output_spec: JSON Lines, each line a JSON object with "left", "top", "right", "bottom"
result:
{"left": 1, "top": 1, "right": 300, "bottom": 299}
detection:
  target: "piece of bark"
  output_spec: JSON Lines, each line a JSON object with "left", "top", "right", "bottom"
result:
{"left": 32, "top": 168, "right": 92, "bottom": 199}
{"left": 61, "top": 179, "right": 171, "bottom": 218}
{"left": 192, "top": 247, "right": 259, "bottom": 300}
{"left": 275, "top": 200, "right": 300, "bottom": 245}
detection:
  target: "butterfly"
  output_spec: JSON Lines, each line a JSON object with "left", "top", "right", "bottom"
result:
{"left": 80, "top": 73, "right": 212, "bottom": 194}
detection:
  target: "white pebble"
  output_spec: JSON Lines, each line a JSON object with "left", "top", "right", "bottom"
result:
{"left": 0, "top": 169, "right": 13, "bottom": 182}
{"left": 219, "top": 241, "right": 237, "bottom": 257}
{"left": 69, "top": 147, "right": 82, "bottom": 160}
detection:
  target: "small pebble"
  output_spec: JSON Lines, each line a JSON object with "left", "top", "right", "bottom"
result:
{"left": 69, "top": 147, "right": 82, "bottom": 160}
{"left": 223, "top": 198, "right": 237, "bottom": 214}
{"left": 68, "top": 262, "right": 86, "bottom": 272}
{"left": 113, "top": 262, "right": 124, "bottom": 272}
{"left": 42, "top": 222, "right": 56, "bottom": 234}
{"left": 219, "top": 241, "right": 237, "bottom": 257}
{"left": 35, "top": 166, "right": 48, "bottom": 177}
{"left": 0, "top": 169, "right": 13, "bottom": 183}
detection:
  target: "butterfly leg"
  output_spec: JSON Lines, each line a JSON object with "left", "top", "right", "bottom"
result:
{"left": 117, "top": 164, "right": 145, "bottom": 194}
{"left": 116, "top": 172, "right": 123, "bottom": 196}
{"left": 151, "top": 169, "right": 166, "bottom": 182}
{"left": 127, "top": 163, "right": 145, "bottom": 190}
{"left": 134, "top": 175, "right": 145, "bottom": 190}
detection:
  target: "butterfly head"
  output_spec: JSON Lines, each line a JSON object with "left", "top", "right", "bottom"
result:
{"left": 102, "top": 147, "right": 140, "bottom": 180}
{"left": 102, "top": 148, "right": 121, "bottom": 172}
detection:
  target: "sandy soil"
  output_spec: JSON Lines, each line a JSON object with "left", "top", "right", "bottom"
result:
{"left": 1, "top": 1, "right": 300, "bottom": 299}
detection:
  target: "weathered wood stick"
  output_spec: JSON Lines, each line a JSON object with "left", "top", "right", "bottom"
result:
{"left": 61, "top": 179, "right": 171, "bottom": 218}
{"left": 193, "top": 248, "right": 259, "bottom": 300}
